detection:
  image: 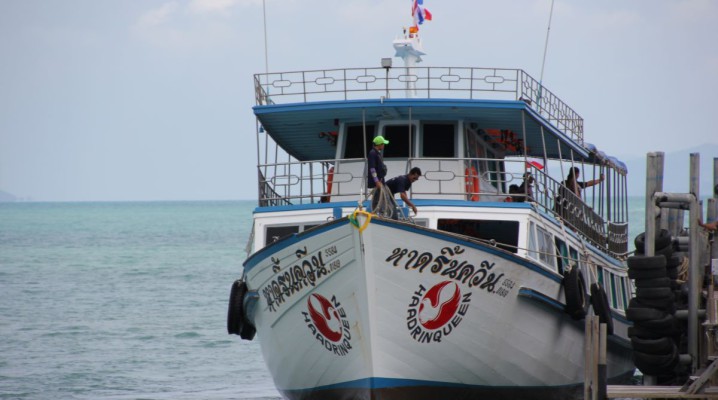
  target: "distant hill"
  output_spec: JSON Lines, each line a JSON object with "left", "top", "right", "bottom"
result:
{"left": 624, "top": 143, "right": 718, "bottom": 196}
{"left": 0, "top": 190, "right": 18, "bottom": 202}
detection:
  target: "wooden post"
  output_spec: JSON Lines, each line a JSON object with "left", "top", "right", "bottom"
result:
{"left": 592, "top": 316, "right": 600, "bottom": 400}
{"left": 598, "top": 323, "right": 607, "bottom": 400}
{"left": 584, "top": 316, "right": 593, "bottom": 400}
{"left": 644, "top": 152, "right": 664, "bottom": 385}
{"left": 688, "top": 153, "right": 701, "bottom": 372}
{"left": 644, "top": 152, "right": 664, "bottom": 256}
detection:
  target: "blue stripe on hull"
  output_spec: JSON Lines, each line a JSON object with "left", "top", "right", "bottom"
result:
{"left": 280, "top": 370, "right": 635, "bottom": 400}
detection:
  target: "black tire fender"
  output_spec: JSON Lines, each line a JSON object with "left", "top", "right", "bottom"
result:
{"left": 630, "top": 336, "right": 674, "bottom": 355}
{"left": 626, "top": 305, "right": 667, "bottom": 322}
{"left": 563, "top": 267, "right": 589, "bottom": 320}
{"left": 628, "top": 267, "right": 668, "bottom": 280}
{"left": 636, "top": 286, "right": 674, "bottom": 299}
{"left": 635, "top": 277, "right": 671, "bottom": 288}
{"left": 590, "top": 283, "right": 614, "bottom": 335}
{"left": 628, "top": 325, "right": 668, "bottom": 340}
{"left": 633, "top": 344, "right": 679, "bottom": 375}
{"left": 227, "top": 279, "right": 247, "bottom": 335}
{"left": 634, "top": 229, "right": 672, "bottom": 253}
{"left": 628, "top": 255, "right": 667, "bottom": 270}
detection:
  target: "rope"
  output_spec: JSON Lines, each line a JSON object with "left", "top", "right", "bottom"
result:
{"left": 372, "top": 185, "right": 400, "bottom": 219}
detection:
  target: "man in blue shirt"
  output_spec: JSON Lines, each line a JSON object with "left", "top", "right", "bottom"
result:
{"left": 367, "top": 136, "right": 389, "bottom": 190}
{"left": 385, "top": 167, "right": 422, "bottom": 216}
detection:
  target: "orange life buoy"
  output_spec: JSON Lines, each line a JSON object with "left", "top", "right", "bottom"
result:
{"left": 320, "top": 167, "right": 334, "bottom": 203}
{"left": 326, "top": 167, "right": 334, "bottom": 194}
{"left": 465, "top": 167, "right": 480, "bottom": 201}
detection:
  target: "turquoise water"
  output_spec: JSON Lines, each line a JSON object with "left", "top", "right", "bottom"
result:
{"left": 0, "top": 201, "right": 278, "bottom": 399}
{"left": 1, "top": 199, "right": 649, "bottom": 399}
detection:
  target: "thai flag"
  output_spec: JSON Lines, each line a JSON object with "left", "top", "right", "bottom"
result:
{"left": 412, "top": 0, "right": 432, "bottom": 30}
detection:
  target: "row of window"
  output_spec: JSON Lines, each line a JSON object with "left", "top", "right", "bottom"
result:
{"left": 343, "top": 123, "right": 456, "bottom": 159}
{"left": 528, "top": 222, "right": 630, "bottom": 311}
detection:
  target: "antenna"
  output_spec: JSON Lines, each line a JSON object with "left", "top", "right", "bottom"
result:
{"left": 262, "top": 0, "right": 269, "bottom": 76}
{"left": 538, "top": 0, "right": 555, "bottom": 106}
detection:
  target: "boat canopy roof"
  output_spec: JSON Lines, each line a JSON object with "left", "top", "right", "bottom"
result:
{"left": 252, "top": 66, "right": 625, "bottom": 173}
{"left": 254, "top": 98, "right": 591, "bottom": 162}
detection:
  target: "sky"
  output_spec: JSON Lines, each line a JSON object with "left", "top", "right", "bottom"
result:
{"left": 1, "top": 0, "right": 717, "bottom": 201}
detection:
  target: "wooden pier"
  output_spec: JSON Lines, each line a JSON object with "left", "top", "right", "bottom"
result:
{"left": 584, "top": 153, "right": 718, "bottom": 399}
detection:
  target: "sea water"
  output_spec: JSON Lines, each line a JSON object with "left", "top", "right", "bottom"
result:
{"left": 1, "top": 199, "right": 648, "bottom": 399}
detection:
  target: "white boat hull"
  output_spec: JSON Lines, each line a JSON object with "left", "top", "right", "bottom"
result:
{"left": 243, "top": 215, "right": 634, "bottom": 400}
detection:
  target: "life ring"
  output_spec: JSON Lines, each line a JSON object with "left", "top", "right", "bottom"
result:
{"left": 326, "top": 167, "right": 334, "bottom": 194}
{"left": 320, "top": 167, "right": 334, "bottom": 203}
{"left": 465, "top": 167, "right": 480, "bottom": 201}
{"left": 563, "top": 267, "right": 588, "bottom": 320}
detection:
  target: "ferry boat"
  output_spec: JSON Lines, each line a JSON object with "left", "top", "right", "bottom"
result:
{"left": 227, "top": 18, "right": 635, "bottom": 400}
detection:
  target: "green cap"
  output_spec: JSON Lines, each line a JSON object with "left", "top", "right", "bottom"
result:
{"left": 373, "top": 136, "right": 389, "bottom": 145}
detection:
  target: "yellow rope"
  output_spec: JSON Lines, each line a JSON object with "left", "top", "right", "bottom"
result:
{"left": 351, "top": 210, "right": 372, "bottom": 233}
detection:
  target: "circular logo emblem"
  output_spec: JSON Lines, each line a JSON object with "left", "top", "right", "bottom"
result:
{"left": 419, "top": 281, "right": 461, "bottom": 330}
{"left": 407, "top": 281, "right": 471, "bottom": 343}
{"left": 303, "top": 293, "right": 352, "bottom": 356}
{"left": 307, "top": 294, "right": 343, "bottom": 342}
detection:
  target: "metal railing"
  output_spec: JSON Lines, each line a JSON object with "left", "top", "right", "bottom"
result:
{"left": 256, "top": 156, "right": 628, "bottom": 256}
{"left": 254, "top": 67, "right": 584, "bottom": 144}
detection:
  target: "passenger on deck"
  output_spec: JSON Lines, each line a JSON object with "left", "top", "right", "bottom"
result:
{"left": 368, "top": 136, "right": 389, "bottom": 210}
{"left": 698, "top": 219, "right": 718, "bottom": 232}
{"left": 555, "top": 167, "right": 603, "bottom": 220}
{"left": 385, "top": 167, "right": 422, "bottom": 216}
{"left": 564, "top": 167, "right": 604, "bottom": 198}
{"left": 506, "top": 184, "right": 521, "bottom": 202}
{"left": 518, "top": 172, "right": 535, "bottom": 202}
{"left": 697, "top": 185, "right": 718, "bottom": 231}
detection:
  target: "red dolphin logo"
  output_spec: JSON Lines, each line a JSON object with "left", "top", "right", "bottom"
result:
{"left": 307, "top": 294, "right": 343, "bottom": 342}
{"left": 419, "top": 281, "right": 461, "bottom": 330}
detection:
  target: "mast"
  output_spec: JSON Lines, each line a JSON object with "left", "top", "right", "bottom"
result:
{"left": 393, "top": 0, "right": 432, "bottom": 98}
{"left": 393, "top": 32, "right": 425, "bottom": 98}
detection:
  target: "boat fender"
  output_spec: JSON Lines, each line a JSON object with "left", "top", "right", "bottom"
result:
{"left": 634, "top": 229, "right": 671, "bottom": 254}
{"left": 563, "top": 267, "right": 588, "bottom": 320}
{"left": 465, "top": 167, "right": 480, "bottom": 201}
{"left": 227, "top": 279, "right": 256, "bottom": 340}
{"left": 590, "top": 283, "right": 614, "bottom": 335}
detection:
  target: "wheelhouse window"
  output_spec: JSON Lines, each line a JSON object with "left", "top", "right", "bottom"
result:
{"left": 620, "top": 277, "right": 628, "bottom": 311}
{"left": 422, "top": 123, "right": 455, "bottom": 157}
{"left": 382, "top": 124, "right": 416, "bottom": 158}
{"left": 554, "top": 238, "right": 569, "bottom": 276}
{"left": 265, "top": 223, "right": 320, "bottom": 245}
{"left": 535, "top": 226, "right": 555, "bottom": 269}
{"left": 343, "top": 124, "right": 376, "bottom": 159}
{"left": 265, "top": 225, "right": 299, "bottom": 245}
{"left": 437, "top": 219, "right": 519, "bottom": 254}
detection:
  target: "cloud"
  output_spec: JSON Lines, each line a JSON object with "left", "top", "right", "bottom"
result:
{"left": 136, "top": 1, "right": 180, "bottom": 29}
{"left": 188, "top": 0, "right": 261, "bottom": 15}
{"left": 132, "top": 0, "right": 256, "bottom": 49}
{"left": 667, "top": 0, "right": 718, "bottom": 23}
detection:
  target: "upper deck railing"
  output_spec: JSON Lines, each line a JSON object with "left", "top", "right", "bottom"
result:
{"left": 254, "top": 67, "right": 584, "bottom": 145}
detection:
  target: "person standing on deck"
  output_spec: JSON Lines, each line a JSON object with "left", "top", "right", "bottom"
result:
{"left": 518, "top": 172, "right": 535, "bottom": 202}
{"left": 697, "top": 184, "right": 718, "bottom": 232}
{"left": 367, "top": 136, "right": 389, "bottom": 211}
{"left": 385, "top": 167, "right": 422, "bottom": 216}
{"left": 564, "top": 166, "right": 604, "bottom": 198}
